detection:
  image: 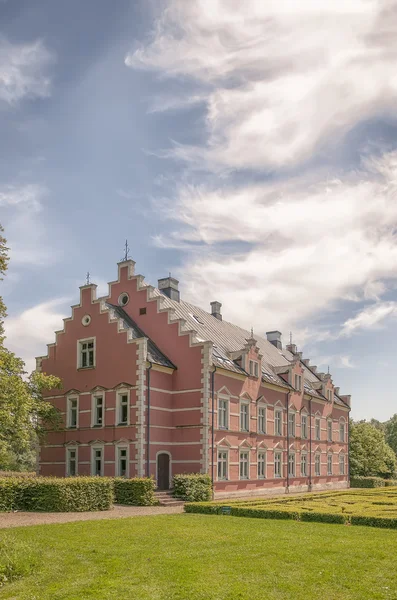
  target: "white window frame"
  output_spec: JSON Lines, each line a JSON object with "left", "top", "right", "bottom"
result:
{"left": 301, "top": 413, "right": 308, "bottom": 439}
{"left": 218, "top": 396, "right": 229, "bottom": 430}
{"left": 240, "top": 401, "right": 250, "bottom": 432}
{"left": 77, "top": 337, "right": 96, "bottom": 369}
{"left": 301, "top": 452, "right": 307, "bottom": 477}
{"left": 116, "top": 390, "right": 130, "bottom": 426}
{"left": 294, "top": 374, "right": 302, "bottom": 391}
{"left": 288, "top": 411, "right": 296, "bottom": 438}
{"left": 327, "top": 453, "right": 333, "bottom": 476}
{"left": 315, "top": 417, "right": 321, "bottom": 441}
{"left": 116, "top": 445, "right": 129, "bottom": 478}
{"left": 239, "top": 450, "right": 250, "bottom": 480}
{"left": 217, "top": 449, "right": 228, "bottom": 481}
{"left": 339, "top": 453, "right": 345, "bottom": 475}
{"left": 288, "top": 452, "right": 295, "bottom": 477}
{"left": 249, "top": 360, "right": 259, "bottom": 378}
{"left": 327, "top": 389, "right": 333, "bottom": 402}
{"left": 66, "top": 446, "right": 78, "bottom": 477}
{"left": 67, "top": 396, "right": 79, "bottom": 429}
{"left": 327, "top": 419, "right": 333, "bottom": 442}
{"left": 315, "top": 453, "right": 321, "bottom": 477}
{"left": 257, "top": 451, "right": 266, "bottom": 479}
{"left": 92, "top": 394, "right": 105, "bottom": 428}
{"left": 91, "top": 445, "right": 104, "bottom": 477}
{"left": 339, "top": 419, "right": 346, "bottom": 443}
{"left": 257, "top": 405, "right": 266, "bottom": 434}
{"left": 275, "top": 409, "right": 283, "bottom": 436}
{"left": 274, "top": 451, "right": 282, "bottom": 478}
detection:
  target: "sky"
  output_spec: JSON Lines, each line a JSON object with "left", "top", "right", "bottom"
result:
{"left": 1, "top": 0, "right": 397, "bottom": 421}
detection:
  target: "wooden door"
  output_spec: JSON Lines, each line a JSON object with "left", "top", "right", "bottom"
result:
{"left": 157, "top": 453, "right": 170, "bottom": 490}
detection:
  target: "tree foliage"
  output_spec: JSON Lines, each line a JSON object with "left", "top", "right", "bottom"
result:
{"left": 349, "top": 420, "right": 396, "bottom": 478}
{"left": 385, "top": 414, "right": 397, "bottom": 456}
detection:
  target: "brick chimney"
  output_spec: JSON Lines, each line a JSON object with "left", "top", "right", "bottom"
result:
{"left": 210, "top": 301, "right": 222, "bottom": 320}
{"left": 158, "top": 276, "right": 180, "bottom": 302}
{"left": 266, "top": 330, "right": 282, "bottom": 350}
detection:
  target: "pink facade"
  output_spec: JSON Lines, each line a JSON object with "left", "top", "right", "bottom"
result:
{"left": 37, "top": 260, "right": 350, "bottom": 498}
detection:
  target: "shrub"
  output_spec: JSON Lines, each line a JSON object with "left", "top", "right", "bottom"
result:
{"left": 384, "top": 479, "right": 397, "bottom": 487}
{"left": 0, "top": 471, "right": 36, "bottom": 478}
{"left": 173, "top": 474, "right": 212, "bottom": 502}
{"left": 350, "top": 515, "right": 397, "bottom": 529}
{"left": 114, "top": 478, "right": 156, "bottom": 506}
{"left": 0, "top": 477, "right": 113, "bottom": 512}
{"left": 350, "top": 476, "right": 385, "bottom": 488}
{"left": 0, "top": 535, "right": 37, "bottom": 587}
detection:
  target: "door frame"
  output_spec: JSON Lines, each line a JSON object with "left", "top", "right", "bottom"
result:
{"left": 156, "top": 451, "right": 172, "bottom": 489}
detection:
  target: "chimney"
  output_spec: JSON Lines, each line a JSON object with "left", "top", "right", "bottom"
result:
{"left": 210, "top": 301, "right": 222, "bottom": 321}
{"left": 286, "top": 343, "right": 297, "bottom": 354}
{"left": 158, "top": 276, "right": 180, "bottom": 302}
{"left": 266, "top": 330, "right": 282, "bottom": 350}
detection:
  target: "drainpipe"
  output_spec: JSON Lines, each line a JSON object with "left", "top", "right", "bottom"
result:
{"left": 211, "top": 366, "right": 217, "bottom": 497}
{"left": 146, "top": 361, "right": 153, "bottom": 479}
{"left": 286, "top": 392, "right": 291, "bottom": 493}
{"left": 308, "top": 395, "right": 313, "bottom": 491}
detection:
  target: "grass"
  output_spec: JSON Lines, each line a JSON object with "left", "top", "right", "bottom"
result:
{"left": 1, "top": 514, "right": 397, "bottom": 599}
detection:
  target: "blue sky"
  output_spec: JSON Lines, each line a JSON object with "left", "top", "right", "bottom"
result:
{"left": 2, "top": 0, "right": 397, "bottom": 421}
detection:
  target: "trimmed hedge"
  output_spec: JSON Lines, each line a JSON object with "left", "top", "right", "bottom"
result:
{"left": 114, "top": 478, "right": 157, "bottom": 506}
{"left": 172, "top": 474, "right": 212, "bottom": 502}
{"left": 0, "top": 477, "right": 113, "bottom": 512}
{"left": 350, "top": 477, "right": 385, "bottom": 488}
{"left": 384, "top": 480, "right": 397, "bottom": 487}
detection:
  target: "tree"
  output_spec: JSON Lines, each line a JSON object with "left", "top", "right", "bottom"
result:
{"left": 0, "top": 224, "right": 61, "bottom": 471}
{"left": 349, "top": 420, "right": 397, "bottom": 478}
{"left": 385, "top": 414, "right": 397, "bottom": 456}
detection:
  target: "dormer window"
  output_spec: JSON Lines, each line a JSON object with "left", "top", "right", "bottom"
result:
{"left": 249, "top": 360, "right": 259, "bottom": 378}
{"left": 294, "top": 374, "right": 302, "bottom": 391}
{"left": 327, "top": 389, "right": 333, "bottom": 402}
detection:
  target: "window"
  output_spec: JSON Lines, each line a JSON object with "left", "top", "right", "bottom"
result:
{"left": 117, "top": 393, "right": 129, "bottom": 425}
{"left": 258, "top": 406, "right": 266, "bottom": 434}
{"left": 339, "top": 420, "right": 346, "bottom": 443}
{"left": 327, "top": 419, "right": 333, "bottom": 442}
{"left": 67, "top": 397, "right": 78, "bottom": 428}
{"left": 79, "top": 338, "right": 95, "bottom": 368}
{"left": 93, "top": 396, "right": 104, "bottom": 427}
{"left": 117, "top": 446, "right": 128, "bottom": 477}
{"left": 301, "top": 414, "right": 308, "bottom": 439}
{"left": 66, "top": 448, "right": 77, "bottom": 477}
{"left": 339, "top": 453, "right": 345, "bottom": 475}
{"left": 240, "top": 403, "right": 249, "bottom": 432}
{"left": 258, "top": 452, "right": 266, "bottom": 479}
{"left": 275, "top": 409, "right": 282, "bottom": 436}
{"left": 249, "top": 360, "right": 259, "bottom": 378}
{"left": 218, "top": 450, "right": 228, "bottom": 480}
{"left": 315, "top": 417, "right": 321, "bottom": 440}
{"left": 327, "top": 453, "right": 333, "bottom": 475}
{"left": 288, "top": 453, "right": 295, "bottom": 477}
{"left": 315, "top": 453, "right": 321, "bottom": 476}
{"left": 288, "top": 412, "right": 296, "bottom": 437}
{"left": 139, "top": 307, "right": 147, "bottom": 315}
{"left": 327, "top": 389, "right": 333, "bottom": 402}
{"left": 239, "top": 451, "right": 249, "bottom": 479}
{"left": 218, "top": 398, "right": 229, "bottom": 430}
{"left": 294, "top": 374, "right": 302, "bottom": 391}
{"left": 92, "top": 447, "right": 103, "bottom": 476}
{"left": 118, "top": 293, "right": 129, "bottom": 306}
{"left": 301, "top": 453, "right": 307, "bottom": 477}
{"left": 274, "top": 451, "right": 282, "bottom": 478}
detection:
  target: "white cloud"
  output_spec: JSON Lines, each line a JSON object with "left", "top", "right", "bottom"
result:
{"left": 127, "top": 0, "right": 397, "bottom": 170}
{"left": 0, "top": 183, "right": 45, "bottom": 211}
{"left": 0, "top": 36, "right": 54, "bottom": 106}
{"left": 341, "top": 301, "right": 397, "bottom": 336}
{"left": 314, "top": 354, "right": 356, "bottom": 370}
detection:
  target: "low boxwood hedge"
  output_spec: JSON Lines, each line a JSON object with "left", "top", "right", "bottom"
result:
{"left": 113, "top": 478, "right": 157, "bottom": 506}
{"left": 350, "top": 477, "right": 385, "bottom": 488}
{"left": 172, "top": 474, "right": 212, "bottom": 502}
{"left": 0, "top": 477, "right": 113, "bottom": 512}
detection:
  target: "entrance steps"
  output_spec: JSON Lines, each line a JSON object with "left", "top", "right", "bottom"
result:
{"left": 155, "top": 491, "right": 185, "bottom": 507}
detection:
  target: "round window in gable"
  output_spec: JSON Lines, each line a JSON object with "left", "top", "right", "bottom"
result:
{"left": 82, "top": 314, "right": 91, "bottom": 327}
{"left": 118, "top": 293, "right": 129, "bottom": 307}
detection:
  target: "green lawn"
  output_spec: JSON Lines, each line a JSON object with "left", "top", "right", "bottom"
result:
{"left": 1, "top": 514, "right": 397, "bottom": 599}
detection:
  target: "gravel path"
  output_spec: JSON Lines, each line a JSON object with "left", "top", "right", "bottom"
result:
{"left": 0, "top": 505, "right": 184, "bottom": 529}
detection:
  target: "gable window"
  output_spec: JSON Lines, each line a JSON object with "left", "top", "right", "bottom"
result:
{"left": 327, "top": 453, "right": 333, "bottom": 475}
{"left": 294, "top": 374, "right": 302, "bottom": 391}
{"left": 79, "top": 338, "right": 95, "bottom": 369}
{"left": 258, "top": 406, "right": 266, "bottom": 434}
{"left": 288, "top": 453, "right": 295, "bottom": 477}
{"left": 67, "top": 397, "right": 78, "bottom": 428}
{"left": 315, "top": 417, "right": 321, "bottom": 441}
{"left": 66, "top": 447, "right": 77, "bottom": 477}
{"left": 117, "top": 393, "right": 129, "bottom": 425}
{"left": 218, "top": 398, "right": 229, "bottom": 430}
{"left": 249, "top": 360, "right": 259, "bottom": 378}
{"left": 239, "top": 451, "right": 249, "bottom": 479}
{"left": 274, "top": 451, "right": 282, "bottom": 478}
{"left": 218, "top": 450, "right": 228, "bottom": 480}
{"left": 315, "top": 453, "right": 321, "bottom": 477}
{"left": 93, "top": 396, "right": 104, "bottom": 427}
{"left": 240, "top": 402, "right": 249, "bottom": 432}
{"left": 92, "top": 447, "right": 103, "bottom": 477}
{"left": 116, "top": 446, "right": 128, "bottom": 477}
{"left": 288, "top": 412, "right": 296, "bottom": 437}
{"left": 258, "top": 452, "right": 266, "bottom": 479}
{"left": 339, "top": 420, "right": 346, "bottom": 443}
{"left": 339, "top": 453, "right": 345, "bottom": 475}
{"left": 301, "top": 414, "right": 308, "bottom": 439}
{"left": 301, "top": 453, "right": 307, "bottom": 477}
{"left": 275, "top": 409, "right": 282, "bottom": 436}
{"left": 327, "top": 389, "right": 333, "bottom": 402}
{"left": 327, "top": 419, "right": 333, "bottom": 442}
